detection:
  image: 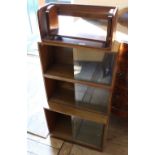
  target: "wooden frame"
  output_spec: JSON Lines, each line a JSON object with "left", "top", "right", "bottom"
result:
{"left": 38, "top": 42, "right": 118, "bottom": 151}
{"left": 37, "top": 3, "right": 119, "bottom": 152}
{"left": 38, "top": 3, "right": 118, "bottom": 49}
{"left": 44, "top": 108, "right": 105, "bottom": 151}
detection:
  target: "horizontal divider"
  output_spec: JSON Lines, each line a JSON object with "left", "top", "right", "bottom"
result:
{"left": 58, "top": 10, "right": 111, "bottom": 20}
{"left": 49, "top": 33, "right": 106, "bottom": 43}
{"left": 41, "top": 39, "right": 111, "bottom": 51}
{"left": 48, "top": 100, "right": 108, "bottom": 124}
{"left": 44, "top": 73, "right": 112, "bottom": 91}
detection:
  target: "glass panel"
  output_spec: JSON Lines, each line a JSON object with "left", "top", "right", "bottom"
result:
{"left": 48, "top": 80, "right": 109, "bottom": 114}
{"left": 74, "top": 49, "right": 116, "bottom": 85}
{"left": 74, "top": 84, "right": 109, "bottom": 113}
{"left": 72, "top": 116, "right": 103, "bottom": 148}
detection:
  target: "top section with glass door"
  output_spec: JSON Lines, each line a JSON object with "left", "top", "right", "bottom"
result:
{"left": 37, "top": 3, "right": 118, "bottom": 49}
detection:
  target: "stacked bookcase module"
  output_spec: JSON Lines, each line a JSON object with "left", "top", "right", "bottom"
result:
{"left": 37, "top": 3, "right": 118, "bottom": 151}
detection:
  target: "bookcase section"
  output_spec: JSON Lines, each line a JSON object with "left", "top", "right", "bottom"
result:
{"left": 44, "top": 78, "right": 110, "bottom": 115}
{"left": 44, "top": 109, "right": 104, "bottom": 150}
{"left": 38, "top": 3, "right": 118, "bottom": 151}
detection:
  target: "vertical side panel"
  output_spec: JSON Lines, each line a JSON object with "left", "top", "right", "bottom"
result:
{"left": 44, "top": 108, "right": 57, "bottom": 133}
{"left": 38, "top": 43, "right": 53, "bottom": 73}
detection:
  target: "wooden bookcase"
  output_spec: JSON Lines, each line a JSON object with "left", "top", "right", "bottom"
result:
{"left": 37, "top": 3, "right": 118, "bottom": 151}
{"left": 112, "top": 43, "right": 128, "bottom": 117}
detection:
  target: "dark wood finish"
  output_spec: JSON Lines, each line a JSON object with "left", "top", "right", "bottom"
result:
{"left": 111, "top": 43, "right": 128, "bottom": 117}
{"left": 38, "top": 43, "right": 74, "bottom": 73}
{"left": 46, "top": 5, "right": 59, "bottom": 33}
{"left": 38, "top": 3, "right": 118, "bottom": 49}
{"left": 43, "top": 79, "right": 109, "bottom": 124}
{"left": 44, "top": 107, "right": 57, "bottom": 132}
{"left": 38, "top": 43, "right": 53, "bottom": 73}
{"left": 44, "top": 64, "right": 73, "bottom": 79}
{"left": 48, "top": 101, "right": 108, "bottom": 124}
{"left": 37, "top": 4, "right": 50, "bottom": 39}
{"left": 44, "top": 109, "right": 105, "bottom": 151}
{"left": 41, "top": 39, "right": 110, "bottom": 51}
{"left": 44, "top": 78, "right": 55, "bottom": 100}
{"left": 37, "top": 4, "right": 119, "bottom": 151}
{"left": 56, "top": 4, "right": 115, "bottom": 19}
{"left": 39, "top": 42, "right": 114, "bottom": 90}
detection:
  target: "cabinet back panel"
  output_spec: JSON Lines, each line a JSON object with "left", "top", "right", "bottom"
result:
{"left": 52, "top": 46, "right": 73, "bottom": 65}
{"left": 38, "top": 43, "right": 73, "bottom": 73}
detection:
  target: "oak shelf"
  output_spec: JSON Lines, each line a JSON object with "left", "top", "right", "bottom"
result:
{"left": 43, "top": 63, "right": 114, "bottom": 90}
{"left": 44, "top": 78, "right": 109, "bottom": 123}
{"left": 38, "top": 3, "right": 118, "bottom": 151}
{"left": 44, "top": 109, "right": 105, "bottom": 150}
{"left": 38, "top": 3, "right": 117, "bottom": 50}
{"left": 42, "top": 38, "right": 110, "bottom": 50}
{"left": 44, "top": 64, "right": 73, "bottom": 79}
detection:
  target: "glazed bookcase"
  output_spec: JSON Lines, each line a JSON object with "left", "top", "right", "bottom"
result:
{"left": 37, "top": 3, "right": 118, "bottom": 151}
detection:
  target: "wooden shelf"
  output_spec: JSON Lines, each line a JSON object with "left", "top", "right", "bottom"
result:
{"left": 44, "top": 64, "right": 74, "bottom": 79}
{"left": 44, "top": 109, "right": 104, "bottom": 150}
{"left": 43, "top": 37, "right": 108, "bottom": 50}
{"left": 44, "top": 64, "right": 112, "bottom": 90}
{"left": 38, "top": 4, "right": 118, "bottom": 50}
{"left": 51, "top": 85, "right": 109, "bottom": 112}
{"left": 45, "top": 80, "right": 109, "bottom": 124}
{"left": 45, "top": 78, "right": 110, "bottom": 122}
{"left": 51, "top": 114, "right": 72, "bottom": 139}
{"left": 112, "top": 43, "right": 128, "bottom": 117}
{"left": 38, "top": 3, "right": 119, "bottom": 151}
{"left": 49, "top": 16, "right": 108, "bottom": 43}
{"left": 48, "top": 100, "right": 108, "bottom": 124}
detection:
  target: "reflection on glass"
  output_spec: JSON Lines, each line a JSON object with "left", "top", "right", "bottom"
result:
{"left": 75, "top": 84, "right": 109, "bottom": 113}
{"left": 72, "top": 116, "right": 103, "bottom": 148}
{"left": 57, "top": 16, "right": 108, "bottom": 42}
{"left": 74, "top": 50, "right": 116, "bottom": 85}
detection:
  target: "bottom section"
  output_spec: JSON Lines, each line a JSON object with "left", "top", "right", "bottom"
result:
{"left": 44, "top": 108, "right": 105, "bottom": 150}
{"left": 72, "top": 116, "right": 103, "bottom": 148}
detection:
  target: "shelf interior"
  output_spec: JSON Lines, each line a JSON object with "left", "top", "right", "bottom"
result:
{"left": 38, "top": 44, "right": 74, "bottom": 77}
{"left": 39, "top": 43, "right": 116, "bottom": 86}
{"left": 44, "top": 109, "right": 104, "bottom": 149}
{"left": 45, "top": 64, "right": 74, "bottom": 79}
{"left": 44, "top": 37, "right": 107, "bottom": 49}
{"left": 74, "top": 49, "right": 116, "bottom": 86}
{"left": 72, "top": 116, "right": 104, "bottom": 148}
{"left": 49, "top": 16, "right": 108, "bottom": 43}
{"left": 45, "top": 79, "right": 109, "bottom": 114}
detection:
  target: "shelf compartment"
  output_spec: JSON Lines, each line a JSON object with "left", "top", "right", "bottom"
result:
{"left": 44, "top": 109, "right": 105, "bottom": 150}
{"left": 38, "top": 43, "right": 74, "bottom": 75}
{"left": 44, "top": 108, "right": 72, "bottom": 139}
{"left": 49, "top": 16, "right": 108, "bottom": 42}
{"left": 44, "top": 78, "right": 109, "bottom": 124}
{"left": 72, "top": 116, "right": 104, "bottom": 149}
{"left": 49, "top": 100, "right": 108, "bottom": 124}
{"left": 44, "top": 64, "right": 74, "bottom": 80}
{"left": 38, "top": 4, "right": 118, "bottom": 49}
{"left": 47, "top": 79, "right": 109, "bottom": 114}
{"left": 39, "top": 43, "right": 116, "bottom": 88}
{"left": 44, "top": 63, "right": 112, "bottom": 90}
{"left": 43, "top": 37, "right": 108, "bottom": 50}
{"left": 74, "top": 51, "right": 116, "bottom": 86}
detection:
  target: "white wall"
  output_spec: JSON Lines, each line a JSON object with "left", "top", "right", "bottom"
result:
{"left": 72, "top": 0, "right": 127, "bottom": 7}
{"left": 72, "top": 0, "right": 128, "bottom": 61}
{"left": 72, "top": 0, "right": 128, "bottom": 15}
